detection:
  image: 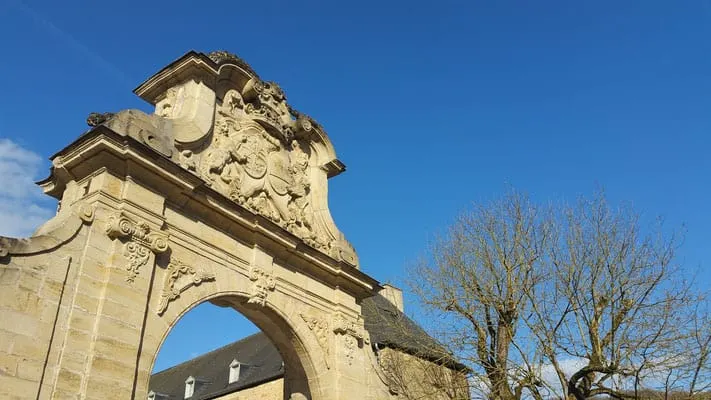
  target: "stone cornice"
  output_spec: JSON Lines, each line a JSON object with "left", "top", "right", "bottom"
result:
{"left": 39, "top": 128, "right": 379, "bottom": 300}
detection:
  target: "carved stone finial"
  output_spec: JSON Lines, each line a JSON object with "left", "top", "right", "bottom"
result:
{"left": 86, "top": 112, "right": 115, "bottom": 127}
{"left": 206, "top": 50, "right": 259, "bottom": 78}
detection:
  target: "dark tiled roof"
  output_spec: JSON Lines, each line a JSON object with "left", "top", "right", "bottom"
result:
{"left": 149, "top": 295, "right": 464, "bottom": 398}
{"left": 362, "top": 295, "right": 444, "bottom": 354}
{"left": 362, "top": 295, "right": 467, "bottom": 371}
{"left": 149, "top": 333, "right": 283, "bottom": 399}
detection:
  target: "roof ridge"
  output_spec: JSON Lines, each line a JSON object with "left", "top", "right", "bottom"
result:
{"left": 152, "top": 331, "right": 266, "bottom": 375}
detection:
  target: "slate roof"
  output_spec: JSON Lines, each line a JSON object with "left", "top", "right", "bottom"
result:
{"left": 362, "top": 295, "right": 468, "bottom": 371}
{"left": 149, "top": 333, "right": 283, "bottom": 399}
{"left": 148, "top": 295, "right": 465, "bottom": 398}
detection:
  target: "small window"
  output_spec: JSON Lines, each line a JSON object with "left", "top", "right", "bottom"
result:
{"left": 229, "top": 359, "right": 241, "bottom": 384}
{"left": 184, "top": 376, "right": 195, "bottom": 399}
{"left": 148, "top": 391, "right": 169, "bottom": 400}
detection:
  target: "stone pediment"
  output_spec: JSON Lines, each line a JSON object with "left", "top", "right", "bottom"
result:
{"left": 89, "top": 51, "right": 357, "bottom": 267}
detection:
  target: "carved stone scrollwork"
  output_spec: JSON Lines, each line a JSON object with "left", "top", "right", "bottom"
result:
{"left": 86, "top": 112, "right": 115, "bottom": 127}
{"left": 332, "top": 313, "right": 368, "bottom": 342}
{"left": 77, "top": 204, "right": 95, "bottom": 223}
{"left": 106, "top": 212, "right": 169, "bottom": 283}
{"left": 342, "top": 335, "right": 358, "bottom": 366}
{"left": 178, "top": 150, "right": 197, "bottom": 171}
{"left": 207, "top": 50, "right": 260, "bottom": 78}
{"left": 332, "top": 312, "right": 369, "bottom": 366}
{"left": 300, "top": 313, "right": 331, "bottom": 369}
{"left": 157, "top": 259, "right": 215, "bottom": 315}
{"left": 247, "top": 266, "right": 275, "bottom": 306}
{"left": 158, "top": 87, "right": 178, "bottom": 118}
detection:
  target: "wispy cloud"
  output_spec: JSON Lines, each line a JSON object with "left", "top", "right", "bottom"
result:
{"left": 0, "top": 139, "right": 54, "bottom": 237}
{"left": 539, "top": 357, "right": 588, "bottom": 394}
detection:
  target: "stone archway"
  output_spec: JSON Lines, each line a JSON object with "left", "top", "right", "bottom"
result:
{"left": 0, "top": 50, "right": 415, "bottom": 400}
{"left": 143, "top": 292, "right": 319, "bottom": 400}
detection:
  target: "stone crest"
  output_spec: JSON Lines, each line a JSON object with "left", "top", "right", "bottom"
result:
{"left": 129, "top": 51, "right": 359, "bottom": 268}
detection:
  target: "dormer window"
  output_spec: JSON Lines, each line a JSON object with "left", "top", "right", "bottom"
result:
{"left": 184, "top": 376, "right": 196, "bottom": 399}
{"left": 184, "top": 376, "right": 209, "bottom": 398}
{"left": 147, "top": 390, "right": 169, "bottom": 400}
{"left": 229, "top": 359, "right": 241, "bottom": 384}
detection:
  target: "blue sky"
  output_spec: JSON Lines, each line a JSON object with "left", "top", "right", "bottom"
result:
{"left": 0, "top": 0, "right": 709, "bottom": 372}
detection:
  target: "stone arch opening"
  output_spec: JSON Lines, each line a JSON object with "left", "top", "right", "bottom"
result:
{"left": 142, "top": 291, "right": 320, "bottom": 400}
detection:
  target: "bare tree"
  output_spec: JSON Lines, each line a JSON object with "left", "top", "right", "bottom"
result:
{"left": 377, "top": 346, "right": 470, "bottom": 400}
{"left": 684, "top": 301, "right": 711, "bottom": 398}
{"left": 410, "top": 191, "right": 552, "bottom": 400}
{"left": 525, "top": 194, "right": 695, "bottom": 400}
{"left": 655, "top": 302, "right": 711, "bottom": 400}
{"left": 408, "top": 190, "right": 707, "bottom": 400}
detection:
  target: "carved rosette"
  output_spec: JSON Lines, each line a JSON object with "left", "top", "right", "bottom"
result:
{"left": 300, "top": 313, "right": 331, "bottom": 369}
{"left": 106, "top": 212, "right": 169, "bottom": 283}
{"left": 157, "top": 259, "right": 215, "bottom": 315}
{"left": 247, "top": 266, "right": 275, "bottom": 306}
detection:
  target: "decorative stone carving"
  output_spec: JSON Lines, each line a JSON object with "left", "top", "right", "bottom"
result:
{"left": 128, "top": 51, "right": 360, "bottom": 268}
{"left": 178, "top": 150, "right": 197, "bottom": 171}
{"left": 86, "top": 112, "right": 115, "bottom": 127}
{"left": 332, "top": 312, "right": 368, "bottom": 366}
{"left": 106, "top": 212, "right": 169, "bottom": 282}
{"left": 332, "top": 313, "right": 368, "bottom": 343}
{"left": 207, "top": 50, "right": 260, "bottom": 78}
{"left": 157, "top": 259, "right": 215, "bottom": 315}
{"left": 198, "top": 104, "right": 330, "bottom": 249}
{"left": 342, "top": 334, "right": 358, "bottom": 366}
{"left": 158, "top": 87, "right": 178, "bottom": 118}
{"left": 247, "top": 266, "right": 275, "bottom": 306}
{"left": 77, "top": 203, "right": 95, "bottom": 223}
{"left": 300, "top": 313, "right": 330, "bottom": 369}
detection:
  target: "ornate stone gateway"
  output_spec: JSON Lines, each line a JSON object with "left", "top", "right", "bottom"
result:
{"left": 0, "top": 51, "right": 418, "bottom": 399}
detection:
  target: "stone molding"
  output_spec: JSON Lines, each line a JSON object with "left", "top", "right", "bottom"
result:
{"left": 105, "top": 211, "right": 169, "bottom": 282}
{"left": 156, "top": 259, "right": 215, "bottom": 315}
{"left": 0, "top": 203, "right": 94, "bottom": 260}
{"left": 37, "top": 131, "right": 378, "bottom": 301}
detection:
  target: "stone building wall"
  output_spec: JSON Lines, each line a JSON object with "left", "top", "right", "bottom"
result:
{"left": 217, "top": 378, "right": 284, "bottom": 400}
{"left": 378, "top": 348, "right": 470, "bottom": 400}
